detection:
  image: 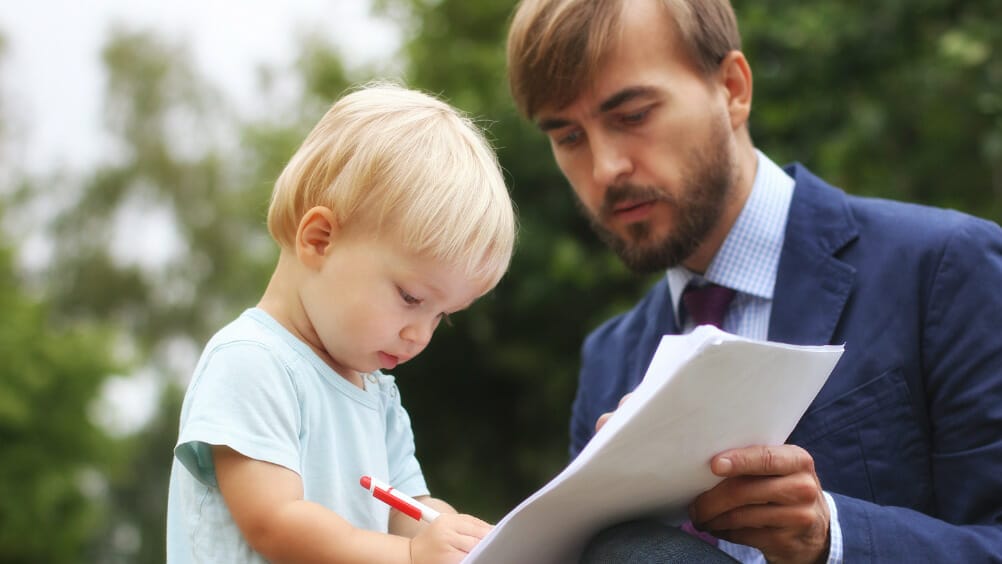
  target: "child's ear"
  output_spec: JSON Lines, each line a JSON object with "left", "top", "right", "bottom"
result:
{"left": 295, "top": 206, "right": 339, "bottom": 269}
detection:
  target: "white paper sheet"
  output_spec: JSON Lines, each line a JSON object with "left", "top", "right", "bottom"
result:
{"left": 463, "top": 325, "right": 844, "bottom": 564}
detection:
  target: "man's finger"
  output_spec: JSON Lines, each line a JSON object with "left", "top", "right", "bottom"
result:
{"left": 617, "top": 392, "right": 634, "bottom": 408}
{"left": 595, "top": 411, "right": 612, "bottom": 432}
{"left": 595, "top": 392, "right": 634, "bottom": 432}
{"left": 702, "top": 498, "right": 822, "bottom": 532}
{"left": 712, "top": 444, "right": 815, "bottom": 477}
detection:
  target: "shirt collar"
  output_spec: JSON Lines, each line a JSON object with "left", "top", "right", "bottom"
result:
{"left": 667, "top": 150, "right": 795, "bottom": 319}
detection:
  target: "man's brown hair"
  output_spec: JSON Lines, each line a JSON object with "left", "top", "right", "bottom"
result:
{"left": 506, "top": 0, "right": 741, "bottom": 119}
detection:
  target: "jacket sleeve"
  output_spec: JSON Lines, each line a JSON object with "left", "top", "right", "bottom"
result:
{"left": 838, "top": 215, "right": 1002, "bottom": 561}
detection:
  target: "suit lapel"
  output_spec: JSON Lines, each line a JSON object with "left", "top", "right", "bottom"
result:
{"left": 628, "top": 163, "right": 855, "bottom": 380}
{"left": 627, "top": 278, "right": 678, "bottom": 389}
{"left": 769, "top": 164, "right": 858, "bottom": 346}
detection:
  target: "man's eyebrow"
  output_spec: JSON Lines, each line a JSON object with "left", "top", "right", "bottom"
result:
{"left": 537, "top": 117, "right": 571, "bottom": 132}
{"left": 598, "top": 86, "right": 659, "bottom": 113}
{"left": 537, "top": 86, "right": 661, "bottom": 131}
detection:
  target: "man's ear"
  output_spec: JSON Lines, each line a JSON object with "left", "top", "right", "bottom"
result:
{"left": 295, "top": 206, "right": 339, "bottom": 270}
{"left": 718, "top": 50, "right": 753, "bottom": 131}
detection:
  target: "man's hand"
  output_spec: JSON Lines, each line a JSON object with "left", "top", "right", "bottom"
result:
{"left": 595, "top": 392, "right": 633, "bottom": 432}
{"left": 689, "top": 444, "right": 831, "bottom": 564}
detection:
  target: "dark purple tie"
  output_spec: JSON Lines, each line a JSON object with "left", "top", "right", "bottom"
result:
{"left": 682, "top": 283, "right": 736, "bottom": 329}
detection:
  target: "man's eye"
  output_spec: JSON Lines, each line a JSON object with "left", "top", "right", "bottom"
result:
{"left": 622, "top": 109, "right": 648, "bottom": 124}
{"left": 556, "top": 129, "right": 583, "bottom": 147}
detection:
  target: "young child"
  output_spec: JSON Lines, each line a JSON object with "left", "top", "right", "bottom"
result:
{"left": 166, "top": 82, "right": 516, "bottom": 563}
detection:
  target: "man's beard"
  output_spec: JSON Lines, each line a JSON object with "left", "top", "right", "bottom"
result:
{"left": 581, "top": 124, "right": 734, "bottom": 274}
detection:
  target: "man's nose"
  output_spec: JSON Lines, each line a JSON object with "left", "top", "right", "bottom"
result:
{"left": 591, "top": 134, "right": 632, "bottom": 188}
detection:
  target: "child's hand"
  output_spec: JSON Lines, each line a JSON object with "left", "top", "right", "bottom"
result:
{"left": 409, "top": 513, "right": 493, "bottom": 564}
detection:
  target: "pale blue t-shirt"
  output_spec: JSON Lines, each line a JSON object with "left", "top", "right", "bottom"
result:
{"left": 166, "top": 308, "right": 429, "bottom": 563}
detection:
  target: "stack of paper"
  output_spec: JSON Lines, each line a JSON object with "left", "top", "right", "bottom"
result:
{"left": 463, "top": 326, "right": 844, "bottom": 564}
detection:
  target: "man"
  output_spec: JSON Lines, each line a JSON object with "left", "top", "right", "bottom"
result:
{"left": 506, "top": 0, "right": 1002, "bottom": 562}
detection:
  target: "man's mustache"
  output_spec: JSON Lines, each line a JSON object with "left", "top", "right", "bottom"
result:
{"left": 599, "top": 184, "right": 672, "bottom": 221}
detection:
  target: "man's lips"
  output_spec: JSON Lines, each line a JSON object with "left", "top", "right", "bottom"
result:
{"left": 610, "top": 200, "right": 656, "bottom": 223}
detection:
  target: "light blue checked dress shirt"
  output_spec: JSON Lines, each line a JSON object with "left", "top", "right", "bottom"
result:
{"left": 666, "top": 150, "right": 843, "bottom": 564}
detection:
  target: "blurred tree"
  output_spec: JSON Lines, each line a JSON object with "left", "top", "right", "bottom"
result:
{"left": 0, "top": 31, "right": 123, "bottom": 564}
{"left": 0, "top": 32, "right": 5, "bottom": 166}
{"left": 45, "top": 28, "right": 270, "bottom": 349}
{"left": 89, "top": 386, "right": 183, "bottom": 564}
{"left": 36, "top": 32, "right": 261, "bottom": 559}
{"left": 736, "top": 0, "right": 1002, "bottom": 221}
{"left": 0, "top": 242, "right": 123, "bottom": 562}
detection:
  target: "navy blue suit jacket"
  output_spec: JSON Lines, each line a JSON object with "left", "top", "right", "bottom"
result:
{"left": 570, "top": 164, "right": 1002, "bottom": 561}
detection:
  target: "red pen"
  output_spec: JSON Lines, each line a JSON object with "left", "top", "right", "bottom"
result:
{"left": 359, "top": 475, "right": 441, "bottom": 522}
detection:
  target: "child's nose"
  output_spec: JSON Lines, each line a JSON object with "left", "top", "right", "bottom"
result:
{"left": 400, "top": 319, "right": 434, "bottom": 348}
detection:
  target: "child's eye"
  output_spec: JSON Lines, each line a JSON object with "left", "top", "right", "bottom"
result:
{"left": 399, "top": 288, "right": 421, "bottom": 305}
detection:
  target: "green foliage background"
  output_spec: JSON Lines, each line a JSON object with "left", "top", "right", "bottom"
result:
{"left": 0, "top": 1, "right": 999, "bottom": 560}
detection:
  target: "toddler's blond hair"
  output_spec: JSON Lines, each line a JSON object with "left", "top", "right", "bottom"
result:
{"left": 268, "top": 82, "right": 516, "bottom": 288}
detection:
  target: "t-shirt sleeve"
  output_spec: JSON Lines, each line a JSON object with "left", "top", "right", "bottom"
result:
{"left": 174, "top": 341, "right": 302, "bottom": 487}
{"left": 380, "top": 376, "right": 429, "bottom": 498}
